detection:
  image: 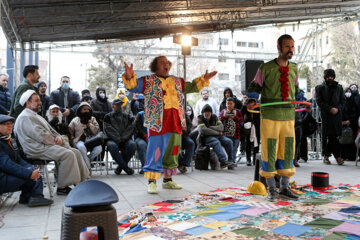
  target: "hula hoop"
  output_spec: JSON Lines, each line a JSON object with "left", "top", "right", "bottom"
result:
{"left": 247, "top": 109, "right": 260, "bottom": 114}
{"left": 261, "top": 101, "right": 312, "bottom": 107}
{"left": 295, "top": 108, "right": 307, "bottom": 112}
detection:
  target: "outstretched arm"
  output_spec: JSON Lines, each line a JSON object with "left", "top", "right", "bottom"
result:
{"left": 121, "top": 62, "right": 144, "bottom": 93}
{"left": 185, "top": 70, "right": 217, "bottom": 94}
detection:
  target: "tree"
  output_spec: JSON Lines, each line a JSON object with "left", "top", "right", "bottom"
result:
{"left": 330, "top": 22, "right": 360, "bottom": 85}
{"left": 87, "top": 64, "right": 117, "bottom": 99}
{"left": 298, "top": 64, "right": 313, "bottom": 91}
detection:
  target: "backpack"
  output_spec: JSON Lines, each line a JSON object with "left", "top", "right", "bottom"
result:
{"left": 302, "top": 112, "right": 318, "bottom": 137}
{"left": 194, "top": 145, "right": 210, "bottom": 170}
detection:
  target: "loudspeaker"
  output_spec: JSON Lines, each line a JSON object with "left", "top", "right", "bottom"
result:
{"left": 241, "top": 60, "right": 264, "bottom": 92}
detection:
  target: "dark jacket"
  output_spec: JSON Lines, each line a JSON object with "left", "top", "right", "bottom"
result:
{"left": 343, "top": 88, "right": 357, "bottom": 133}
{"left": 241, "top": 105, "right": 260, "bottom": 140}
{"left": 0, "top": 85, "right": 11, "bottom": 115}
{"left": 0, "top": 137, "right": 33, "bottom": 194}
{"left": 39, "top": 94, "right": 50, "bottom": 118}
{"left": 219, "top": 87, "right": 243, "bottom": 113}
{"left": 315, "top": 81, "right": 345, "bottom": 136}
{"left": 10, "top": 79, "right": 39, "bottom": 118}
{"left": 103, "top": 111, "right": 134, "bottom": 144}
{"left": 49, "top": 87, "right": 80, "bottom": 124}
{"left": 133, "top": 111, "right": 147, "bottom": 140}
{"left": 197, "top": 113, "right": 224, "bottom": 145}
{"left": 90, "top": 88, "right": 112, "bottom": 131}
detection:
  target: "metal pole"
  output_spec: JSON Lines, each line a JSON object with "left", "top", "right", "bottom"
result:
{"left": 48, "top": 43, "right": 51, "bottom": 93}
{"left": 183, "top": 54, "right": 186, "bottom": 80}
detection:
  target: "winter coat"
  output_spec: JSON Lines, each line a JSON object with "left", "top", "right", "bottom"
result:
{"left": 133, "top": 111, "right": 147, "bottom": 140}
{"left": 10, "top": 79, "right": 39, "bottom": 118}
{"left": 45, "top": 110, "right": 71, "bottom": 140}
{"left": 0, "top": 137, "right": 33, "bottom": 194}
{"left": 90, "top": 88, "right": 112, "bottom": 130}
{"left": 241, "top": 105, "right": 260, "bottom": 140}
{"left": 39, "top": 94, "right": 50, "bottom": 118}
{"left": 315, "top": 81, "right": 345, "bottom": 136}
{"left": 0, "top": 85, "right": 11, "bottom": 115}
{"left": 103, "top": 110, "right": 134, "bottom": 145}
{"left": 49, "top": 87, "right": 80, "bottom": 124}
{"left": 219, "top": 108, "right": 244, "bottom": 139}
{"left": 197, "top": 114, "right": 223, "bottom": 145}
{"left": 219, "top": 87, "right": 243, "bottom": 112}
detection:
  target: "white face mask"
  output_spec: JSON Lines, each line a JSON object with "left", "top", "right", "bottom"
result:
{"left": 345, "top": 92, "right": 352, "bottom": 98}
{"left": 186, "top": 111, "right": 192, "bottom": 116}
{"left": 99, "top": 93, "right": 106, "bottom": 99}
{"left": 118, "top": 94, "right": 125, "bottom": 100}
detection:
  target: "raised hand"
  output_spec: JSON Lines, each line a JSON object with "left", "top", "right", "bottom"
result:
{"left": 124, "top": 62, "right": 134, "bottom": 80}
{"left": 204, "top": 70, "right": 217, "bottom": 81}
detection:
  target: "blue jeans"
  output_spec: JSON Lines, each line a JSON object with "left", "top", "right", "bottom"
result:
{"left": 203, "top": 136, "right": 234, "bottom": 162}
{"left": 231, "top": 138, "right": 240, "bottom": 162}
{"left": 178, "top": 136, "right": 195, "bottom": 167}
{"left": 106, "top": 140, "right": 136, "bottom": 169}
{"left": 0, "top": 167, "right": 43, "bottom": 199}
{"left": 135, "top": 138, "right": 147, "bottom": 167}
{"left": 76, "top": 141, "right": 102, "bottom": 169}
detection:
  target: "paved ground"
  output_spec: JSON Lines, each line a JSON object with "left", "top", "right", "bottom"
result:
{"left": 0, "top": 156, "right": 359, "bottom": 240}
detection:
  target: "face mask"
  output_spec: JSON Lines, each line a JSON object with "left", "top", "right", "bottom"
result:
{"left": 61, "top": 83, "right": 70, "bottom": 89}
{"left": 118, "top": 94, "right": 125, "bottom": 100}
{"left": 99, "top": 93, "right": 106, "bottom": 99}
{"left": 345, "top": 92, "right": 352, "bottom": 98}
{"left": 186, "top": 111, "right": 192, "bottom": 116}
{"left": 79, "top": 112, "right": 91, "bottom": 124}
{"left": 114, "top": 105, "right": 122, "bottom": 113}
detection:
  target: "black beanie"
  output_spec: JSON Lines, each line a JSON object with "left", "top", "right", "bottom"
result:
{"left": 201, "top": 104, "right": 213, "bottom": 114}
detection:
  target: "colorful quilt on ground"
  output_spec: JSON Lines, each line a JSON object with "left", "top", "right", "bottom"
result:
{"left": 114, "top": 184, "right": 360, "bottom": 239}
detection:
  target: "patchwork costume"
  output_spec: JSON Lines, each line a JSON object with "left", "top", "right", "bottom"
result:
{"left": 248, "top": 59, "right": 300, "bottom": 179}
{"left": 122, "top": 73, "right": 209, "bottom": 180}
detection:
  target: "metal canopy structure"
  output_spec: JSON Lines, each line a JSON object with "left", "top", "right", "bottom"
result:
{"left": 1, "top": 0, "right": 360, "bottom": 47}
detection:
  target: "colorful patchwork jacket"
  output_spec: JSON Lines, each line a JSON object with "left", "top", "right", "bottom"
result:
{"left": 248, "top": 59, "right": 300, "bottom": 121}
{"left": 122, "top": 73, "right": 209, "bottom": 133}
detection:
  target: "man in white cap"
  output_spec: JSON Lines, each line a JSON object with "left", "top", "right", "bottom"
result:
{"left": 15, "top": 90, "right": 89, "bottom": 195}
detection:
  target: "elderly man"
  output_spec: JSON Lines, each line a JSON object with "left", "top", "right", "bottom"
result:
{"left": 0, "top": 114, "right": 53, "bottom": 207}
{"left": 0, "top": 73, "right": 11, "bottom": 115}
{"left": 15, "top": 90, "right": 89, "bottom": 195}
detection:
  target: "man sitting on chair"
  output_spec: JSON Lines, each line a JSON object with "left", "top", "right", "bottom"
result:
{"left": 0, "top": 114, "right": 53, "bottom": 207}
{"left": 15, "top": 90, "right": 89, "bottom": 195}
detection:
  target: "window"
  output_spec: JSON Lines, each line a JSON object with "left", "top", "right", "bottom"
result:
{"left": 219, "top": 73, "right": 229, "bottom": 80}
{"left": 218, "top": 57, "right": 227, "bottom": 63}
{"left": 235, "top": 59, "right": 241, "bottom": 64}
{"left": 219, "top": 38, "right": 229, "bottom": 45}
{"left": 237, "top": 41, "right": 247, "bottom": 47}
{"left": 248, "top": 42, "right": 259, "bottom": 48}
{"left": 235, "top": 75, "right": 241, "bottom": 81}
{"left": 200, "top": 38, "right": 213, "bottom": 46}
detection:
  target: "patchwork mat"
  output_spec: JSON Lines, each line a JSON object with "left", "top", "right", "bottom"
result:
{"left": 111, "top": 184, "right": 360, "bottom": 239}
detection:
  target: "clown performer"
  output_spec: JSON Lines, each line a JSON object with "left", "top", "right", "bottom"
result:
{"left": 123, "top": 56, "right": 217, "bottom": 194}
{"left": 248, "top": 34, "right": 300, "bottom": 201}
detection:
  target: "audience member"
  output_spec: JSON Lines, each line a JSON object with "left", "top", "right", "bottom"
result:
{"left": 219, "top": 87, "right": 243, "bottom": 113}
{"left": 15, "top": 90, "right": 89, "bottom": 195}
{"left": 69, "top": 102, "right": 102, "bottom": 171}
{"left": 130, "top": 93, "right": 145, "bottom": 116}
{"left": 133, "top": 110, "right": 147, "bottom": 173}
{"left": 38, "top": 81, "right": 50, "bottom": 118}
{"left": 90, "top": 87, "right": 112, "bottom": 131}
{"left": 194, "top": 89, "right": 219, "bottom": 125}
{"left": 0, "top": 73, "right": 11, "bottom": 115}
{"left": 46, "top": 104, "right": 71, "bottom": 147}
{"left": 197, "top": 104, "right": 234, "bottom": 169}
{"left": 315, "top": 69, "right": 345, "bottom": 165}
{"left": 10, "top": 65, "right": 40, "bottom": 118}
{"left": 49, "top": 76, "right": 80, "bottom": 124}
{"left": 115, "top": 88, "right": 131, "bottom": 115}
{"left": 219, "top": 97, "right": 244, "bottom": 168}
{"left": 0, "top": 114, "right": 53, "bottom": 207}
{"left": 104, "top": 99, "right": 135, "bottom": 175}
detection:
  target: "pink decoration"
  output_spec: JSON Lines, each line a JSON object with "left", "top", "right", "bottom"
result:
{"left": 163, "top": 168, "right": 177, "bottom": 176}
{"left": 154, "top": 147, "right": 161, "bottom": 163}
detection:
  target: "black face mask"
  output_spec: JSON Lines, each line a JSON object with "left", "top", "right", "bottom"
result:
{"left": 79, "top": 112, "right": 91, "bottom": 124}
{"left": 114, "top": 105, "right": 122, "bottom": 113}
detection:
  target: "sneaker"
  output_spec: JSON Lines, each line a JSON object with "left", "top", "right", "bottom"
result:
{"left": 148, "top": 182, "right": 157, "bottom": 194}
{"left": 336, "top": 157, "right": 344, "bottom": 165}
{"left": 298, "top": 158, "right": 307, "bottom": 163}
{"left": 27, "top": 195, "right": 53, "bottom": 207}
{"left": 114, "top": 167, "right": 122, "bottom": 175}
{"left": 124, "top": 167, "right": 134, "bottom": 175}
{"left": 178, "top": 165, "right": 187, "bottom": 174}
{"left": 279, "top": 187, "right": 299, "bottom": 200}
{"left": 246, "top": 160, "right": 251, "bottom": 166}
{"left": 294, "top": 160, "right": 300, "bottom": 167}
{"left": 220, "top": 161, "right": 232, "bottom": 168}
{"left": 228, "top": 165, "right": 235, "bottom": 170}
{"left": 56, "top": 186, "right": 72, "bottom": 196}
{"left": 19, "top": 195, "right": 28, "bottom": 204}
{"left": 267, "top": 187, "right": 279, "bottom": 202}
{"left": 323, "top": 156, "right": 331, "bottom": 165}
{"left": 162, "top": 180, "right": 182, "bottom": 189}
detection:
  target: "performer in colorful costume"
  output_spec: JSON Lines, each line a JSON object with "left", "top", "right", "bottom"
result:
{"left": 248, "top": 34, "right": 300, "bottom": 201}
{"left": 123, "top": 56, "right": 217, "bottom": 194}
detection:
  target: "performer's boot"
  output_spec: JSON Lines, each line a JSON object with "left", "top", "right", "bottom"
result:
{"left": 267, "top": 187, "right": 279, "bottom": 202}
{"left": 148, "top": 181, "right": 157, "bottom": 194}
{"left": 279, "top": 187, "right": 299, "bottom": 200}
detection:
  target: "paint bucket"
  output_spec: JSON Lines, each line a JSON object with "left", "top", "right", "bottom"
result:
{"left": 311, "top": 172, "right": 329, "bottom": 190}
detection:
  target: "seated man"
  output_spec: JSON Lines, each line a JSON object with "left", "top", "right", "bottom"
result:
{"left": 104, "top": 99, "right": 136, "bottom": 175}
{"left": 15, "top": 90, "right": 89, "bottom": 195}
{"left": 46, "top": 104, "right": 71, "bottom": 147}
{"left": 0, "top": 114, "right": 53, "bottom": 207}
{"left": 197, "top": 104, "right": 234, "bottom": 169}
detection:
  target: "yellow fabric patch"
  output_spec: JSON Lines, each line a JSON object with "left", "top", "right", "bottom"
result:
{"left": 144, "top": 171, "right": 162, "bottom": 180}
{"left": 260, "top": 170, "right": 279, "bottom": 178}
{"left": 194, "top": 75, "right": 209, "bottom": 90}
{"left": 121, "top": 72, "right": 138, "bottom": 90}
{"left": 159, "top": 76, "right": 179, "bottom": 110}
{"left": 277, "top": 168, "right": 296, "bottom": 178}
{"left": 204, "top": 221, "right": 228, "bottom": 229}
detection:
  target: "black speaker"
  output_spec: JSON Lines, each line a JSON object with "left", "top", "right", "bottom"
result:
{"left": 241, "top": 60, "right": 264, "bottom": 92}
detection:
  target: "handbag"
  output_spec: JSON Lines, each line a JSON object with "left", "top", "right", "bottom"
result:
{"left": 84, "top": 128, "right": 104, "bottom": 149}
{"left": 339, "top": 126, "right": 353, "bottom": 145}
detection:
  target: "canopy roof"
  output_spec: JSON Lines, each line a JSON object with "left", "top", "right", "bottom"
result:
{"left": 1, "top": 0, "right": 360, "bottom": 47}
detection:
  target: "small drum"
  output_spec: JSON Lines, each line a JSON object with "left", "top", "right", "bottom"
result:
{"left": 311, "top": 172, "right": 329, "bottom": 190}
